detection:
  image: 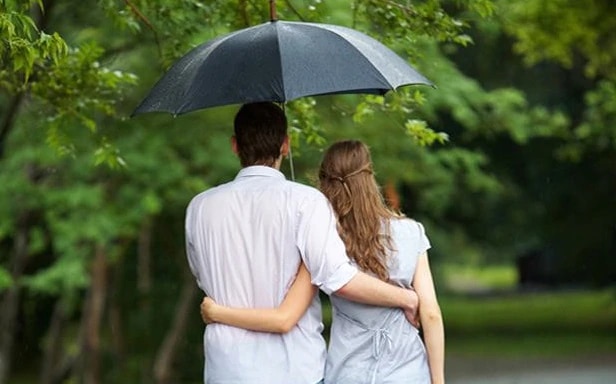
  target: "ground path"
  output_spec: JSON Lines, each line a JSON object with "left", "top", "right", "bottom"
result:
{"left": 447, "top": 354, "right": 616, "bottom": 383}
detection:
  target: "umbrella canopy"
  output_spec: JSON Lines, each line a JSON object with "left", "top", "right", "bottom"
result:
{"left": 132, "top": 20, "right": 433, "bottom": 116}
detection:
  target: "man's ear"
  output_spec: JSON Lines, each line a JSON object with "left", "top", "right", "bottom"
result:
{"left": 231, "top": 136, "right": 239, "bottom": 155}
{"left": 280, "top": 135, "right": 290, "bottom": 157}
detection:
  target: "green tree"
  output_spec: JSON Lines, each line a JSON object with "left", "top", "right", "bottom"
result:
{"left": 495, "top": 0, "right": 616, "bottom": 284}
{"left": 417, "top": 0, "right": 616, "bottom": 284}
{"left": 10, "top": 1, "right": 614, "bottom": 383}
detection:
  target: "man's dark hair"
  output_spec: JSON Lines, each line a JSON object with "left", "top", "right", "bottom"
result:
{"left": 233, "top": 102, "right": 288, "bottom": 167}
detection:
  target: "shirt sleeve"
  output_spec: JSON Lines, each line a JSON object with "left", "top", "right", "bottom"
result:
{"left": 185, "top": 201, "right": 206, "bottom": 292}
{"left": 296, "top": 193, "right": 358, "bottom": 295}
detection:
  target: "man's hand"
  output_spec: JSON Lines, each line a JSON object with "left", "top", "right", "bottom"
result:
{"left": 200, "top": 296, "right": 218, "bottom": 324}
{"left": 403, "top": 288, "right": 420, "bottom": 328}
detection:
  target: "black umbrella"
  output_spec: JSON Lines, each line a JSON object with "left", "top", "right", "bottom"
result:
{"left": 132, "top": 18, "right": 432, "bottom": 116}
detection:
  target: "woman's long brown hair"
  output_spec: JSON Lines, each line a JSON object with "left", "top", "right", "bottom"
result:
{"left": 318, "top": 140, "right": 398, "bottom": 281}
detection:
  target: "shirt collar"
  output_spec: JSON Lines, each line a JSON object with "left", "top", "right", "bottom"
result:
{"left": 235, "top": 165, "right": 286, "bottom": 180}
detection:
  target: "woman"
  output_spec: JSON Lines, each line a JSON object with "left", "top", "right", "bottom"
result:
{"left": 201, "top": 140, "right": 445, "bottom": 384}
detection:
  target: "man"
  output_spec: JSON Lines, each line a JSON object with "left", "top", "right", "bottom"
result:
{"left": 185, "top": 102, "right": 418, "bottom": 384}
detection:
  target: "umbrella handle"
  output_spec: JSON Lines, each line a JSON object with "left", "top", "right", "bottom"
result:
{"left": 269, "top": 0, "right": 277, "bottom": 22}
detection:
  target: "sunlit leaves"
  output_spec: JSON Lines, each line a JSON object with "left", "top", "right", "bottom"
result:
{"left": 93, "top": 137, "right": 127, "bottom": 169}
{"left": 286, "top": 98, "right": 326, "bottom": 153}
{"left": 100, "top": 0, "right": 238, "bottom": 67}
{"left": 355, "top": 0, "right": 494, "bottom": 52}
{"left": 461, "top": 0, "right": 495, "bottom": 18}
{"left": 21, "top": 254, "right": 89, "bottom": 295}
{"left": 45, "top": 117, "right": 76, "bottom": 157}
{"left": 405, "top": 119, "right": 449, "bottom": 145}
{"left": 1, "top": 2, "right": 137, "bottom": 167}
{"left": 30, "top": 43, "right": 137, "bottom": 115}
{"left": 495, "top": 0, "right": 616, "bottom": 167}
{"left": 0, "top": 7, "right": 67, "bottom": 85}
{"left": 577, "top": 79, "right": 616, "bottom": 149}
{"left": 422, "top": 148, "right": 503, "bottom": 211}
{"left": 352, "top": 87, "right": 448, "bottom": 146}
{"left": 557, "top": 79, "right": 616, "bottom": 161}
{"left": 500, "top": 0, "right": 616, "bottom": 80}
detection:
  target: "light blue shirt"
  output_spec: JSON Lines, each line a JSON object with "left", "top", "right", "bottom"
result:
{"left": 185, "top": 166, "right": 358, "bottom": 384}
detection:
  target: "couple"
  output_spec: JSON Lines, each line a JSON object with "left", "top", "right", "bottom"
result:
{"left": 185, "top": 102, "right": 444, "bottom": 384}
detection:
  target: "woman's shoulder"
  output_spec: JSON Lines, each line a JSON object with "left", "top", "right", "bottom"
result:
{"left": 390, "top": 216, "right": 431, "bottom": 257}
{"left": 390, "top": 215, "right": 424, "bottom": 232}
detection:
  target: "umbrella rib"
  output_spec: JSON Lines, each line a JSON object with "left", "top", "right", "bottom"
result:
{"left": 273, "top": 22, "right": 288, "bottom": 102}
{"left": 297, "top": 22, "right": 431, "bottom": 92}
{"left": 177, "top": 28, "right": 256, "bottom": 113}
{"left": 305, "top": 24, "right": 395, "bottom": 90}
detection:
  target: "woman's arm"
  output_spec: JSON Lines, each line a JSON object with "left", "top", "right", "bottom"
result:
{"left": 201, "top": 263, "right": 317, "bottom": 333}
{"left": 413, "top": 252, "right": 445, "bottom": 384}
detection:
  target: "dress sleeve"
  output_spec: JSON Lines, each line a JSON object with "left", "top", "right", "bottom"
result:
{"left": 296, "top": 194, "right": 358, "bottom": 295}
{"left": 416, "top": 220, "right": 432, "bottom": 255}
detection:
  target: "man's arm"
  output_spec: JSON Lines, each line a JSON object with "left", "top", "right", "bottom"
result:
{"left": 297, "top": 194, "right": 418, "bottom": 323}
{"left": 334, "top": 271, "right": 419, "bottom": 325}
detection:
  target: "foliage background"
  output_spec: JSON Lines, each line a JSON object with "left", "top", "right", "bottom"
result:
{"left": 1, "top": 0, "right": 615, "bottom": 383}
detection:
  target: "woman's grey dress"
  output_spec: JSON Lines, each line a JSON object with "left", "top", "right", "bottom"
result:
{"left": 325, "top": 218, "right": 431, "bottom": 384}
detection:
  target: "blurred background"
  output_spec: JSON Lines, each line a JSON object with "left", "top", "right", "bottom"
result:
{"left": 1, "top": 0, "right": 615, "bottom": 383}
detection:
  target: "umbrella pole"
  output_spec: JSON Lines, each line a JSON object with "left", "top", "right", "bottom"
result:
{"left": 281, "top": 103, "right": 295, "bottom": 181}
{"left": 269, "top": 0, "right": 277, "bottom": 22}
{"left": 288, "top": 142, "right": 295, "bottom": 181}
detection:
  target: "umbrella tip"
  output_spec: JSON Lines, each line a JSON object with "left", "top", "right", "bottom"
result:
{"left": 269, "top": 0, "right": 277, "bottom": 21}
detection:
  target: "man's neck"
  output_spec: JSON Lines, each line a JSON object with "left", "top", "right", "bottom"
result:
{"left": 245, "top": 157, "right": 283, "bottom": 170}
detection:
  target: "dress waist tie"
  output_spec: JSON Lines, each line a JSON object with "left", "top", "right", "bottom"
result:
{"left": 337, "top": 311, "right": 394, "bottom": 384}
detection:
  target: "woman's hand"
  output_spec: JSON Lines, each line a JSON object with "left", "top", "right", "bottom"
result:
{"left": 200, "top": 296, "right": 219, "bottom": 324}
{"left": 195, "top": 263, "right": 316, "bottom": 333}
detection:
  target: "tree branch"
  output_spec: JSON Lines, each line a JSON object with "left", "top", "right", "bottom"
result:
{"left": 284, "top": 0, "right": 305, "bottom": 21}
{"left": 1, "top": 0, "right": 59, "bottom": 159}
{"left": 32, "top": 0, "right": 57, "bottom": 31}
{"left": 123, "top": 0, "right": 163, "bottom": 61}
{"left": 237, "top": 0, "right": 251, "bottom": 27}
{"left": 0, "top": 93, "right": 25, "bottom": 159}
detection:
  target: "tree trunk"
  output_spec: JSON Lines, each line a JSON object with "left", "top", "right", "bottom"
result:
{"left": 39, "top": 298, "right": 68, "bottom": 384}
{"left": 0, "top": 93, "right": 24, "bottom": 159}
{"left": 153, "top": 271, "right": 199, "bottom": 384}
{"left": 79, "top": 245, "right": 109, "bottom": 384}
{"left": 0, "top": 214, "right": 29, "bottom": 384}
{"left": 137, "top": 218, "right": 152, "bottom": 296}
{"left": 108, "top": 258, "right": 125, "bottom": 369}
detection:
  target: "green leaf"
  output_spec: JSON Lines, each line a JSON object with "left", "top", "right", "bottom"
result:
{"left": 405, "top": 119, "right": 449, "bottom": 146}
{"left": 0, "top": 267, "right": 13, "bottom": 293}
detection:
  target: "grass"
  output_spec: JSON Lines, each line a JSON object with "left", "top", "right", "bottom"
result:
{"left": 435, "top": 264, "right": 616, "bottom": 357}
{"left": 446, "top": 333, "right": 616, "bottom": 358}
{"left": 442, "top": 289, "right": 616, "bottom": 358}
{"left": 441, "top": 289, "right": 616, "bottom": 335}
{"left": 441, "top": 263, "right": 518, "bottom": 292}
{"left": 323, "top": 288, "right": 616, "bottom": 358}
